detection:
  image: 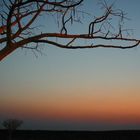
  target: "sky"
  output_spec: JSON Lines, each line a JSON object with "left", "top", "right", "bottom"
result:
{"left": 0, "top": 0, "right": 140, "bottom": 130}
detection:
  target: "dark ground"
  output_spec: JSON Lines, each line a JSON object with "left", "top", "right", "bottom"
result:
{"left": 1, "top": 129, "right": 140, "bottom": 140}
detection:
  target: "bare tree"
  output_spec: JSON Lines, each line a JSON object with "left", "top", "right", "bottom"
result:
{"left": 2, "top": 119, "right": 23, "bottom": 130}
{"left": 0, "top": 0, "right": 140, "bottom": 61}
{"left": 2, "top": 119, "right": 23, "bottom": 140}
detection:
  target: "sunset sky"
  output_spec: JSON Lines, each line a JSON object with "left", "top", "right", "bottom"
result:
{"left": 1, "top": 0, "right": 140, "bottom": 130}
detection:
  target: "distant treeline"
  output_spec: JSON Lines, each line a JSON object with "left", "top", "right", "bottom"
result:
{"left": 1, "top": 129, "right": 140, "bottom": 140}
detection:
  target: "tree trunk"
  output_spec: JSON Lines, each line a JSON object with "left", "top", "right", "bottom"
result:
{"left": 9, "top": 130, "right": 12, "bottom": 140}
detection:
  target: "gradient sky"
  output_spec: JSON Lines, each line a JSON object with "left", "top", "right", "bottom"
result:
{"left": 1, "top": 0, "right": 140, "bottom": 130}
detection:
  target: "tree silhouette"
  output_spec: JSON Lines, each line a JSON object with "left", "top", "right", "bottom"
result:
{"left": 2, "top": 119, "right": 23, "bottom": 140}
{"left": 0, "top": 0, "right": 139, "bottom": 61}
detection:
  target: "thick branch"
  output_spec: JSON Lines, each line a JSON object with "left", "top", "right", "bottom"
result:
{"left": 0, "top": 44, "right": 17, "bottom": 61}
{"left": 32, "top": 39, "right": 140, "bottom": 49}
{"left": 18, "top": 33, "right": 140, "bottom": 42}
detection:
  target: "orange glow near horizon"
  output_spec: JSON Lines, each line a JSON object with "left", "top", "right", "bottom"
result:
{"left": 1, "top": 87, "right": 140, "bottom": 125}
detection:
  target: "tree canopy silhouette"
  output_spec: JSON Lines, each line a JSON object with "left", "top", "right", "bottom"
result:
{"left": 2, "top": 119, "right": 23, "bottom": 130}
{"left": 0, "top": 0, "right": 140, "bottom": 61}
